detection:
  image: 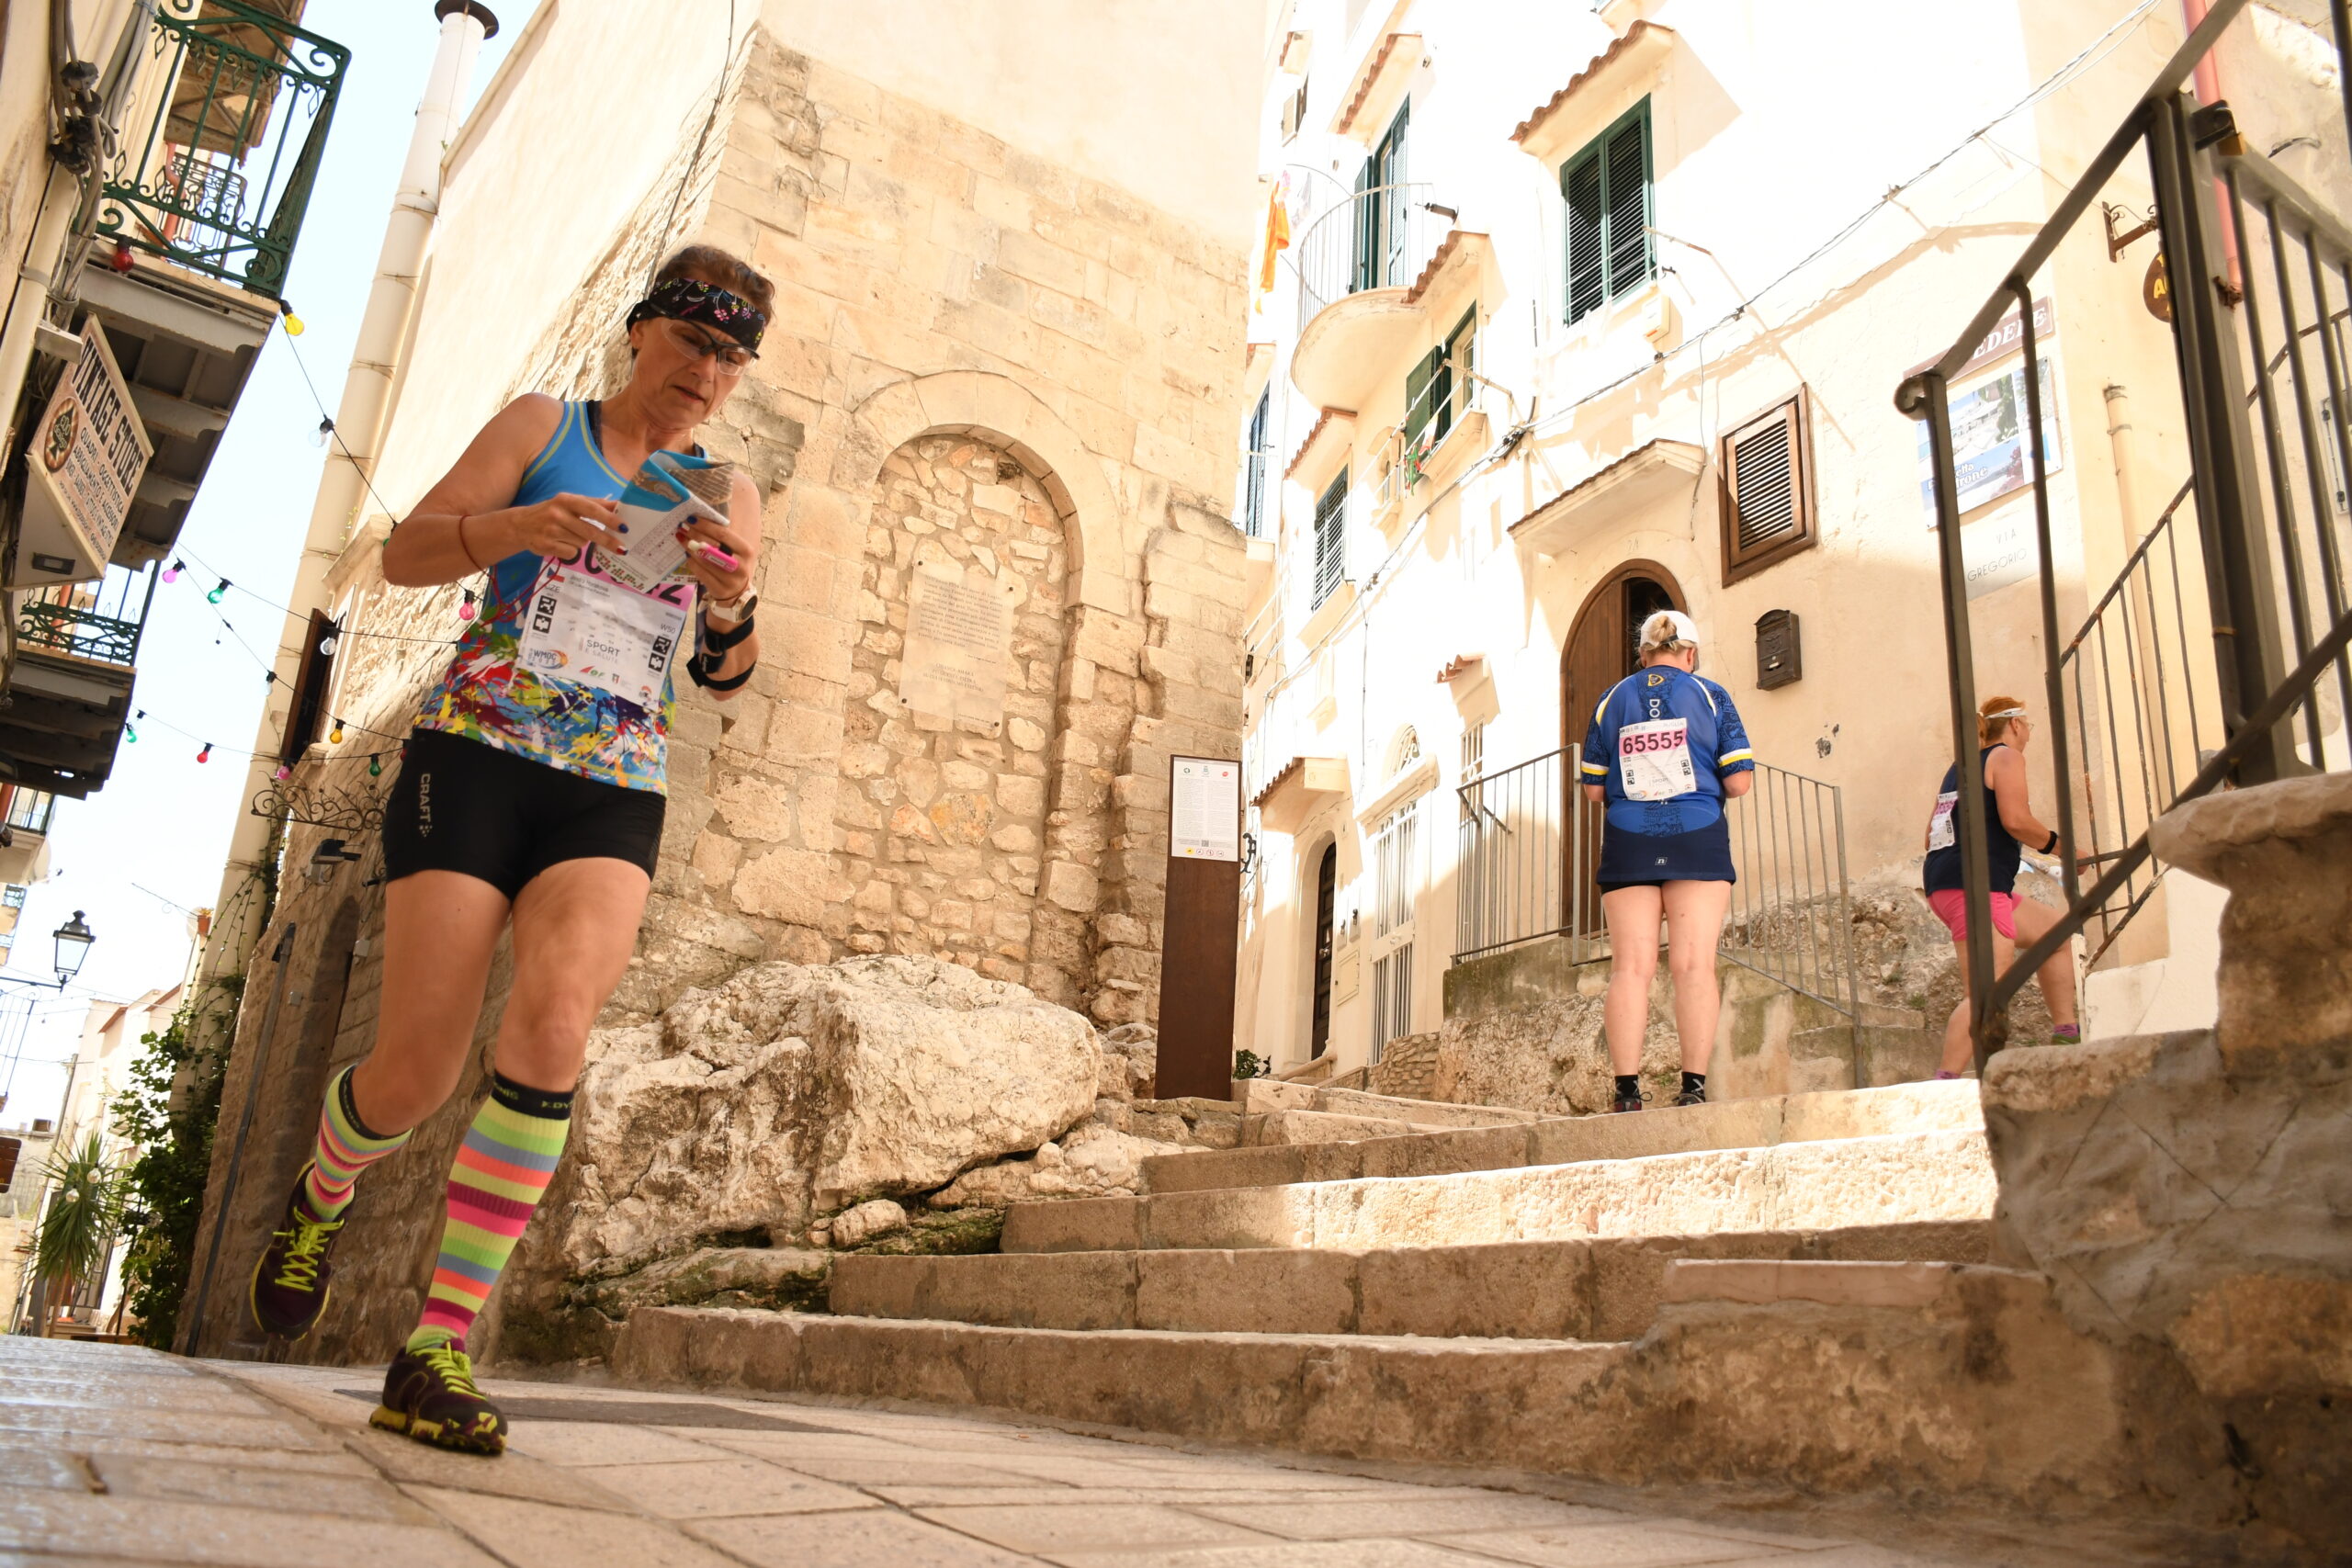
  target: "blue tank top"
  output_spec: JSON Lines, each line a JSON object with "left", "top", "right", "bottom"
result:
{"left": 411, "top": 400, "right": 695, "bottom": 793}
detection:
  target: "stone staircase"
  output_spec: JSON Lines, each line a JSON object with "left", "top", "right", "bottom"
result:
{"left": 605, "top": 1080, "right": 2013, "bottom": 1483}
{"left": 828, "top": 1080, "right": 1988, "bottom": 1343}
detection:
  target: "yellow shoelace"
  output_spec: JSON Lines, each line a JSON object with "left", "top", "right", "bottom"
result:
{"left": 269, "top": 1214, "right": 342, "bottom": 1292}
{"left": 418, "top": 1342, "right": 481, "bottom": 1396}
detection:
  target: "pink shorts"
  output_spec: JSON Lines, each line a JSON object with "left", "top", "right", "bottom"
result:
{"left": 1927, "top": 888, "right": 2016, "bottom": 942}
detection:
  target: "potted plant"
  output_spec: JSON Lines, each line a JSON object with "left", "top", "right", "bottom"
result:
{"left": 33, "top": 1132, "right": 123, "bottom": 1337}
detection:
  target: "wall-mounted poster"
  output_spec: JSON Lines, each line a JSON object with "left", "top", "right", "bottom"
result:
{"left": 1916, "top": 354, "right": 2064, "bottom": 524}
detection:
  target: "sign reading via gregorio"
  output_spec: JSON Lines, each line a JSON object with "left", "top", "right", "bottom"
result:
{"left": 19, "top": 322, "right": 152, "bottom": 584}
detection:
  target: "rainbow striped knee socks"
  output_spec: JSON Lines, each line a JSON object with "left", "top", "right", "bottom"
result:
{"left": 408, "top": 1072, "right": 572, "bottom": 1352}
{"left": 300, "top": 1066, "right": 411, "bottom": 1220}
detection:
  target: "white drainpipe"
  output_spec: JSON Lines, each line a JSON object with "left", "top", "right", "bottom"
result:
{"left": 199, "top": 0, "right": 497, "bottom": 985}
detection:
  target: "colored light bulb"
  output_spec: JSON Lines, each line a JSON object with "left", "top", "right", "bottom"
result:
{"left": 328, "top": 722, "right": 344, "bottom": 744}
{"left": 162, "top": 559, "right": 183, "bottom": 584}
{"left": 197, "top": 743, "right": 211, "bottom": 762}
{"left": 124, "top": 723, "right": 137, "bottom": 743}
{"left": 209, "top": 580, "right": 229, "bottom": 604}
{"left": 458, "top": 589, "right": 478, "bottom": 621}
{"left": 280, "top": 299, "right": 304, "bottom": 336}
{"left": 108, "top": 241, "right": 133, "bottom": 273}
{"left": 368, "top": 754, "right": 382, "bottom": 778}
{"left": 273, "top": 764, "right": 289, "bottom": 781}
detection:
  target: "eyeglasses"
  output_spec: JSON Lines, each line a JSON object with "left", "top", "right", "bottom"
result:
{"left": 654, "top": 318, "right": 754, "bottom": 378}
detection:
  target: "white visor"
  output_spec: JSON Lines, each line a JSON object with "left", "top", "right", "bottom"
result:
{"left": 1986, "top": 706, "right": 2028, "bottom": 720}
{"left": 1644, "top": 609, "right": 1700, "bottom": 648}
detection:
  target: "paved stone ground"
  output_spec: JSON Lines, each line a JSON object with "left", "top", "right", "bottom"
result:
{"left": 0, "top": 1336, "right": 2154, "bottom": 1567}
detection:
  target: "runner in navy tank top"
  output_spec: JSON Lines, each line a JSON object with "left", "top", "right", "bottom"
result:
{"left": 1921, "top": 695, "right": 2080, "bottom": 1079}
{"left": 1578, "top": 611, "right": 1755, "bottom": 1112}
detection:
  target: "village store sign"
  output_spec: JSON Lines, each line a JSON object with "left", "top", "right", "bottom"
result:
{"left": 18, "top": 322, "right": 153, "bottom": 584}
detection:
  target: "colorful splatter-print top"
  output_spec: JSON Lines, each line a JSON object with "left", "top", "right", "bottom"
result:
{"left": 410, "top": 401, "right": 697, "bottom": 794}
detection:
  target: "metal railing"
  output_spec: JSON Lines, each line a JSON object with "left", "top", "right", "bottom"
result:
{"left": 1453, "top": 747, "right": 1856, "bottom": 1016}
{"left": 1295, "top": 181, "right": 1452, "bottom": 323}
{"left": 96, "top": 0, "right": 348, "bottom": 298}
{"left": 1897, "top": 0, "right": 2352, "bottom": 1064}
{"left": 14, "top": 568, "right": 158, "bottom": 669}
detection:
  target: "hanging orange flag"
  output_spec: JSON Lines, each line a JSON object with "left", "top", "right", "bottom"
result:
{"left": 1256, "top": 182, "right": 1292, "bottom": 299}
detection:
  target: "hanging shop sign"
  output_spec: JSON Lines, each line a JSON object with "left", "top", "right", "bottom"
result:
{"left": 17, "top": 322, "right": 153, "bottom": 586}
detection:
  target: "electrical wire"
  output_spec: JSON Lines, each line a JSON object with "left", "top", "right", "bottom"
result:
{"left": 646, "top": 0, "right": 739, "bottom": 290}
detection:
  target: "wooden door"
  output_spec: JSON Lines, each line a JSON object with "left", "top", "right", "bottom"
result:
{"left": 1560, "top": 562, "right": 1685, "bottom": 932}
{"left": 1309, "top": 843, "right": 1337, "bottom": 1058}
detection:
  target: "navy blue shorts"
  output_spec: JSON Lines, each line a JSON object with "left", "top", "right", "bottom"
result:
{"left": 1597, "top": 816, "right": 1736, "bottom": 894}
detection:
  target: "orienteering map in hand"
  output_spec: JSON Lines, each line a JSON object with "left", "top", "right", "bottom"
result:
{"left": 600, "top": 450, "right": 736, "bottom": 592}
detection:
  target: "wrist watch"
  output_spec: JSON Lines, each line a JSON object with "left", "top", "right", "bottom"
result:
{"left": 704, "top": 587, "right": 758, "bottom": 624}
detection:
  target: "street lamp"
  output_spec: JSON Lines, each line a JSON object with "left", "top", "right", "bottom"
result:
{"left": 51, "top": 911, "right": 94, "bottom": 987}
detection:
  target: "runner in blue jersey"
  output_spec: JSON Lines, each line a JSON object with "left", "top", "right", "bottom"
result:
{"left": 1579, "top": 610, "right": 1755, "bottom": 1111}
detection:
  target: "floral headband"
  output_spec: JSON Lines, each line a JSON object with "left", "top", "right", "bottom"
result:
{"left": 625, "top": 276, "right": 766, "bottom": 354}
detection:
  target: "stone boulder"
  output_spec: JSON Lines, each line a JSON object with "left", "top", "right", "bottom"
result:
{"left": 559, "top": 954, "right": 1100, "bottom": 1274}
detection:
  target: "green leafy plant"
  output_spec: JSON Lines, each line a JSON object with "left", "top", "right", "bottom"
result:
{"left": 109, "top": 988, "right": 233, "bottom": 1349}
{"left": 1232, "top": 1049, "right": 1267, "bottom": 1080}
{"left": 34, "top": 1132, "right": 125, "bottom": 1333}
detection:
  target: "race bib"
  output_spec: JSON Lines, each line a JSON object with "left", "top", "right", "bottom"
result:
{"left": 1618, "top": 717, "right": 1695, "bottom": 802}
{"left": 514, "top": 564, "right": 689, "bottom": 708}
{"left": 1928, "top": 789, "right": 1959, "bottom": 852}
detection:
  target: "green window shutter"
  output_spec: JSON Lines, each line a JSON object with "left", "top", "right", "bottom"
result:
{"left": 1313, "top": 470, "right": 1349, "bottom": 607}
{"left": 1404, "top": 345, "right": 1440, "bottom": 445}
{"left": 1562, "top": 99, "right": 1653, "bottom": 322}
{"left": 1440, "top": 309, "right": 1475, "bottom": 441}
{"left": 1563, "top": 147, "right": 1606, "bottom": 323}
{"left": 1603, "top": 107, "right": 1653, "bottom": 297}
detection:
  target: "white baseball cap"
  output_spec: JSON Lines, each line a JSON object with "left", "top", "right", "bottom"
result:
{"left": 1641, "top": 609, "right": 1700, "bottom": 648}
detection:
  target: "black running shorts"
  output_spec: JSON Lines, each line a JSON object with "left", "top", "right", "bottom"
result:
{"left": 380, "top": 728, "right": 666, "bottom": 899}
{"left": 1596, "top": 815, "right": 1736, "bottom": 896}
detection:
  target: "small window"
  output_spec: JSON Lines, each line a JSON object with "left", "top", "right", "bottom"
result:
{"left": 1281, "top": 78, "right": 1309, "bottom": 141}
{"left": 1404, "top": 308, "right": 1476, "bottom": 449}
{"left": 1389, "top": 726, "right": 1421, "bottom": 776}
{"left": 1719, "top": 389, "right": 1816, "bottom": 582}
{"left": 1562, "top": 99, "right": 1654, "bottom": 325}
{"left": 1313, "top": 469, "right": 1349, "bottom": 608}
{"left": 1241, "top": 391, "right": 1272, "bottom": 538}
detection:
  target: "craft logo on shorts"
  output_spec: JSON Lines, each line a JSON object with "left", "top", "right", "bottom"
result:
{"left": 417, "top": 772, "right": 435, "bottom": 839}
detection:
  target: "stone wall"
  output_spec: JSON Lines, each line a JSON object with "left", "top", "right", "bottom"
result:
{"left": 185, "top": 25, "right": 1253, "bottom": 1367}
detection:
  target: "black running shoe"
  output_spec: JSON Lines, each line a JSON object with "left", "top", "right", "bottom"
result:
{"left": 1611, "top": 1089, "right": 1646, "bottom": 1113}
{"left": 1668, "top": 1089, "right": 1707, "bottom": 1108}
{"left": 249, "top": 1166, "right": 343, "bottom": 1341}
{"left": 371, "top": 1340, "right": 506, "bottom": 1455}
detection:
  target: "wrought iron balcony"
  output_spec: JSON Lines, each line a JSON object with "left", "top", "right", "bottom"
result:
{"left": 1, "top": 570, "right": 158, "bottom": 798}
{"left": 96, "top": 0, "right": 349, "bottom": 299}
{"left": 1288, "top": 182, "right": 1457, "bottom": 411}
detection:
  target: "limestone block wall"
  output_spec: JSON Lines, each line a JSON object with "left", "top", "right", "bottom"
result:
{"left": 185, "top": 25, "right": 1253, "bottom": 1365}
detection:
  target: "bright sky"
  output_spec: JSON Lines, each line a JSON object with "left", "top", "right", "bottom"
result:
{"left": 0, "top": 0, "right": 542, "bottom": 1132}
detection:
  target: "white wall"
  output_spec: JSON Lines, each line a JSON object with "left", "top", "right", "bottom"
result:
{"left": 1234, "top": 0, "right": 2247, "bottom": 1075}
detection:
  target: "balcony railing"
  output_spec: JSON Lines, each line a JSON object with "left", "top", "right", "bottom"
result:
{"left": 15, "top": 568, "right": 157, "bottom": 670}
{"left": 1295, "top": 181, "right": 1451, "bottom": 323}
{"left": 1454, "top": 748, "right": 1858, "bottom": 1016}
{"left": 96, "top": 0, "right": 348, "bottom": 299}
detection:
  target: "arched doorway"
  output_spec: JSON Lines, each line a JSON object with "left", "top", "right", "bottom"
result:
{"left": 1309, "top": 842, "right": 1338, "bottom": 1058}
{"left": 1560, "top": 561, "right": 1686, "bottom": 933}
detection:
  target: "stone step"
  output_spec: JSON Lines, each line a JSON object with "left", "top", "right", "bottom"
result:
{"left": 1240, "top": 1108, "right": 1461, "bottom": 1145}
{"left": 1143, "top": 1078, "right": 1981, "bottom": 1196}
{"left": 1236, "top": 1078, "right": 1544, "bottom": 1130}
{"left": 829, "top": 1219, "right": 1989, "bottom": 1341}
{"left": 1002, "top": 1126, "right": 1993, "bottom": 1254}
{"left": 609, "top": 1263, "right": 2095, "bottom": 1498}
